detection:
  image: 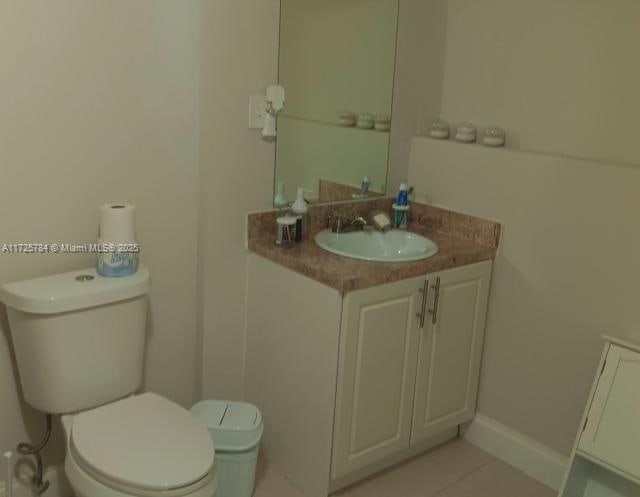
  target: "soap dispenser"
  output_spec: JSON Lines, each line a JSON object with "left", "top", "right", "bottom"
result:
{"left": 291, "top": 187, "right": 308, "bottom": 242}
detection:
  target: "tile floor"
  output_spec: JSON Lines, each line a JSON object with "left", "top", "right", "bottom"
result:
{"left": 254, "top": 439, "right": 557, "bottom": 497}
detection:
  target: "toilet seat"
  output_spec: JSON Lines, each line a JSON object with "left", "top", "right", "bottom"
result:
{"left": 70, "top": 393, "right": 214, "bottom": 494}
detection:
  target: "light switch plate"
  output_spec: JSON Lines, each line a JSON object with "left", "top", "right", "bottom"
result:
{"left": 249, "top": 95, "right": 267, "bottom": 129}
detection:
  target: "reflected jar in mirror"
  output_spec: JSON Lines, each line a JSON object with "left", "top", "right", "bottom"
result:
{"left": 339, "top": 112, "right": 357, "bottom": 127}
{"left": 356, "top": 114, "right": 375, "bottom": 129}
{"left": 374, "top": 115, "right": 391, "bottom": 132}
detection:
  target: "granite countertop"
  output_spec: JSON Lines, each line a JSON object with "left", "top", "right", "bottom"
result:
{"left": 247, "top": 198, "right": 500, "bottom": 294}
{"left": 249, "top": 227, "right": 496, "bottom": 293}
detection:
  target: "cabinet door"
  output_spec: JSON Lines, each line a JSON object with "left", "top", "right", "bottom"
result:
{"left": 411, "top": 261, "right": 492, "bottom": 444}
{"left": 578, "top": 344, "right": 640, "bottom": 480}
{"left": 332, "top": 276, "right": 424, "bottom": 479}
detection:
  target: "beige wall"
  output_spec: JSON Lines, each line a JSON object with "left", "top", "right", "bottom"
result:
{"left": 0, "top": 2, "right": 281, "bottom": 470}
{"left": 198, "top": 0, "right": 280, "bottom": 401}
{"left": 388, "top": 0, "right": 448, "bottom": 192}
{"left": 440, "top": 0, "right": 640, "bottom": 166}
{"left": 408, "top": 137, "right": 640, "bottom": 456}
{"left": 0, "top": 0, "right": 200, "bottom": 467}
{"left": 395, "top": 0, "right": 640, "bottom": 456}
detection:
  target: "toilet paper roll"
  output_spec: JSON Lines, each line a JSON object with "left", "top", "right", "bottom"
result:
{"left": 99, "top": 203, "right": 136, "bottom": 243}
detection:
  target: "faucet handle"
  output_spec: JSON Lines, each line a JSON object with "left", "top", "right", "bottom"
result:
{"left": 352, "top": 213, "right": 366, "bottom": 224}
{"left": 350, "top": 214, "right": 367, "bottom": 230}
{"left": 326, "top": 212, "right": 335, "bottom": 228}
{"left": 328, "top": 212, "right": 343, "bottom": 232}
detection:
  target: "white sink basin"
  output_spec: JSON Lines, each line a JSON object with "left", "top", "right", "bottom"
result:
{"left": 315, "top": 229, "right": 438, "bottom": 263}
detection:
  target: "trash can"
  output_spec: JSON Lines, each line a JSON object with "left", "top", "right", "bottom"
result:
{"left": 191, "top": 400, "right": 263, "bottom": 497}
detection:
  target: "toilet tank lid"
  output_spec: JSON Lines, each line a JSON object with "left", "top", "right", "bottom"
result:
{"left": 0, "top": 266, "right": 150, "bottom": 315}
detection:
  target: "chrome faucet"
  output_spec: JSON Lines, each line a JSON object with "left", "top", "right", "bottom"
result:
{"left": 328, "top": 213, "right": 368, "bottom": 233}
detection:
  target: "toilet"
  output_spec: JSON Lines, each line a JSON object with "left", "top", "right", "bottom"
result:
{"left": 0, "top": 266, "right": 218, "bottom": 497}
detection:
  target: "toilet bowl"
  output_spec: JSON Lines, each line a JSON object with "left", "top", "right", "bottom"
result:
{"left": 61, "top": 393, "right": 217, "bottom": 497}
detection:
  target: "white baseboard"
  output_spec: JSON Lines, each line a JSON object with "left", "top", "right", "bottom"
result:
{"left": 0, "top": 465, "right": 71, "bottom": 497}
{"left": 462, "top": 414, "right": 568, "bottom": 491}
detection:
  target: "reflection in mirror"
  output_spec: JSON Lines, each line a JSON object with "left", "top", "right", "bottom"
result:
{"left": 275, "top": 0, "right": 399, "bottom": 206}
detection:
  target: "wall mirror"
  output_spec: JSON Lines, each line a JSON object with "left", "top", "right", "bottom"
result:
{"left": 274, "top": 0, "right": 399, "bottom": 206}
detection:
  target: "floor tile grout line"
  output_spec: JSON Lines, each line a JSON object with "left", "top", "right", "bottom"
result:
{"left": 462, "top": 456, "right": 496, "bottom": 479}
{"left": 453, "top": 456, "right": 498, "bottom": 492}
{"left": 429, "top": 454, "right": 497, "bottom": 497}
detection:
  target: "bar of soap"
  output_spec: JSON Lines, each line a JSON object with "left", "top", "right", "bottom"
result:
{"left": 373, "top": 212, "right": 391, "bottom": 231}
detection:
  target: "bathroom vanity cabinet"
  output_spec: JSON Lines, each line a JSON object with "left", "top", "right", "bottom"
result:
{"left": 560, "top": 337, "right": 640, "bottom": 497}
{"left": 244, "top": 255, "right": 492, "bottom": 497}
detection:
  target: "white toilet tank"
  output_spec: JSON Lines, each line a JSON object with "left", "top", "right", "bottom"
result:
{"left": 0, "top": 266, "right": 150, "bottom": 414}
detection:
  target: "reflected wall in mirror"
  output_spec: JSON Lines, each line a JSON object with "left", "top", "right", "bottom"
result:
{"left": 275, "top": 0, "right": 399, "bottom": 205}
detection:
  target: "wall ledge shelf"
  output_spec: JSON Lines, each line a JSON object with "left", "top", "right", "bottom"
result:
{"left": 281, "top": 114, "right": 390, "bottom": 134}
{"left": 412, "top": 134, "right": 640, "bottom": 170}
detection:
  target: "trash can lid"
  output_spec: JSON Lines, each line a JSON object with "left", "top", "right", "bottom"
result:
{"left": 191, "top": 400, "right": 263, "bottom": 452}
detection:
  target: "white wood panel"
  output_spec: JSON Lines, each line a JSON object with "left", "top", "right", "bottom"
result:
{"left": 562, "top": 455, "right": 639, "bottom": 497}
{"left": 579, "top": 345, "right": 640, "bottom": 481}
{"left": 244, "top": 255, "right": 343, "bottom": 497}
{"left": 412, "top": 261, "right": 491, "bottom": 444}
{"left": 332, "top": 276, "right": 424, "bottom": 479}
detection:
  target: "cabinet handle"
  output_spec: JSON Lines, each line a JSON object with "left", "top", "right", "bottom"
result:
{"left": 428, "top": 277, "right": 441, "bottom": 325}
{"left": 416, "top": 281, "right": 428, "bottom": 328}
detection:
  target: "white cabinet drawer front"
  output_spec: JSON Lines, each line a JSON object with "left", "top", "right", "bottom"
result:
{"left": 579, "top": 344, "right": 640, "bottom": 481}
